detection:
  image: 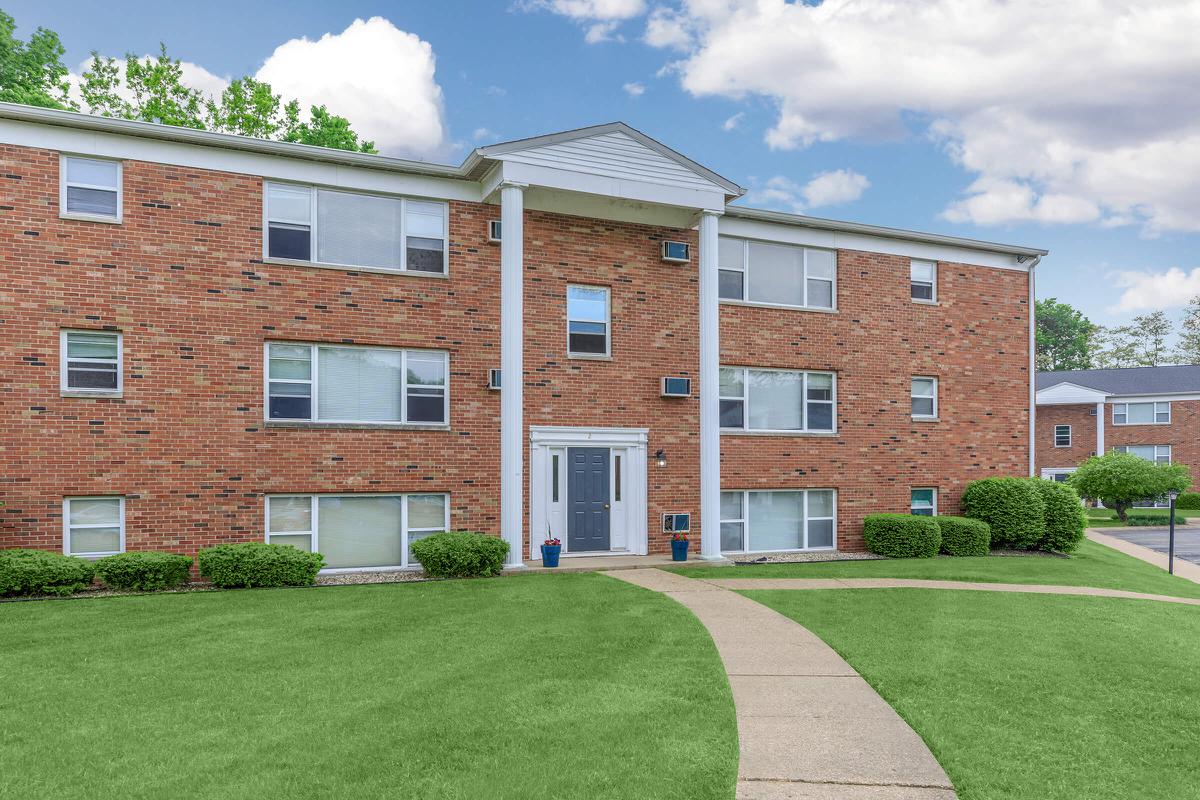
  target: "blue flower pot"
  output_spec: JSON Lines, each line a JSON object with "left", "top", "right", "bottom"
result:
{"left": 541, "top": 544, "right": 561, "bottom": 568}
{"left": 671, "top": 539, "right": 689, "bottom": 562}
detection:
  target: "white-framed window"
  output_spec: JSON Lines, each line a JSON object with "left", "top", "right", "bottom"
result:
{"left": 1054, "top": 424, "right": 1072, "bottom": 447}
{"left": 717, "top": 237, "right": 836, "bottom": 311}
{"left": 719, "top": 367, "right": 835, "bottom": 433}
{"left": 910, "top": 488, "right": 937, "bottom": 516}
{"left": 60, "top": 330, "right": 122, "bottom": 394}
{"left": 567, "top": 285, "right": 611, "bottom": 357}
{"left": 266, "top": 493, "right": 448, "bottom": 570}
{"left": 264, "top": 182, "right": 448, "bottom": 274}
{"left": 1112, "top": 401, "right": 1170, "bottom": 425}
{"left": 910, "top": 259, "right": 936, "bottom": 302}
{"left": 1114, "top": 444, "right": 1171, "bottom": 464}
{"left": 265, "top": 343, "right": 448, "bottom": 425}
{"left": 720, "top": 489, "right": 836, "bottom": 553}
{"left": 60, "top": 155, "right": 122, "bottom": 222}
{"left": 63, "top": 496, "right": 124, "bottom": 557}
{"left": 911, "top": 377, "right": 938, "bottom": 419}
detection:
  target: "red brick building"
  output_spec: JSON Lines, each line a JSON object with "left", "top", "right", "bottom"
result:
{"left": 0, "top": 104, "right": 1044, "bottom": 570}
{"left": 1036, "top": 366, "right": 1200, "bottom": 499}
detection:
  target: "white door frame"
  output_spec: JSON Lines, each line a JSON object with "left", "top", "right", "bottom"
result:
{"left": 529, "top": 426, "right": 648, "bottom": 559}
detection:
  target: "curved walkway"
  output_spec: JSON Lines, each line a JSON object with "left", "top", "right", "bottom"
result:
{"left": 700, "top": 576, "right": 1200, "bottom": 606}
{"left": 604, "top": 568, "right": 957, "bottom": 800}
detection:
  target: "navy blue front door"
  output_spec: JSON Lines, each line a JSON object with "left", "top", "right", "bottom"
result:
{"left": 567, "top": 447, "right": 610, "bottom": 552}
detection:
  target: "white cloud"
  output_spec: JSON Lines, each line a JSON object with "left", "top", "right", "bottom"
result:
{"left": 1111, "top": 267, "right": 1200, "bottom": 312}
{"left": 256, "top": 17, "right": 446, "bottom": 158}
{"left": 522, "top": 0, "right": 647, "bottom": 42}
{"left": 622, "top": 81, "right": 646, "bottom": 97}
{"left": 721, "top": 112, "right": 743, "bottom": 131}
{"left": 744, "top": 170, "right": 869, "bottom": 213}
{"left": 646, "top": 0, "right": 1200, "bottom": 234}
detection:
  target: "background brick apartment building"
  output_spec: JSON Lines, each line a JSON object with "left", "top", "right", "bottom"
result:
{"left": 0, "top": 103, "right": 1045, "bottom": 570}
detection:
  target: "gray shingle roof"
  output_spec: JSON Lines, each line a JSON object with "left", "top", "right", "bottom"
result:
{"left": 1037, "top": 365, "right": 1200, "bottom": 395}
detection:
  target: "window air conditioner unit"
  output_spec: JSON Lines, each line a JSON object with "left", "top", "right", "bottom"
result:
{"left": 662, "top": 513, "right": 691, "bottom": 533}
{"left": 661, "top": 241, "right": 690, "bottom": 263}
{"left": 488, "top": 220, "right": 502, "bottom": 243}
{"left": 488, "top": 369, "right": 502, "bottom": 390}
{"left": 661, "top": 377, "right": 691, "bottom": 397}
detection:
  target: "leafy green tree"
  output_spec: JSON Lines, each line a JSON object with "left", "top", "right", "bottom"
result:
{"left": 1091, "top": 325, "right": 1140, "bottom": 369}
{"left": 1174, "top": 295, "right": 1200, "bottom": 365}
{"left": 1131, "top": 310, "right": 1173, "bottom": 366}
{"left": 80, "top": 45, "right": 206, "bottom": 127}
{"left": 1068, "top": 451, "right": 1191, "bottom": 521}
{"left": 281, "top": 105, "right": 376, "bottom": 153}
{"left": 206, "top": 77, "right": 289, "bottom": 139}
{"left": 1035, "top": 298, "right": 1096, "bottom": 371}
{"left": 0, "top": 10, "right": 73, "bottom": 109}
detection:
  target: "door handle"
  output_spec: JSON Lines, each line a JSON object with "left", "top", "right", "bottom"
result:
{"left": 603, "top": 503, "right": 610, "bottom": 509}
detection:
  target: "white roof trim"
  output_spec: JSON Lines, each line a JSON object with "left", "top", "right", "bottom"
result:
{"left": 1035, "top": 381, "right": 1110, "bottom": 405}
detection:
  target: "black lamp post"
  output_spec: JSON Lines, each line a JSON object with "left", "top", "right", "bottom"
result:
{"left": 1168, "top": 489, "right": 1179, "bottom": 575}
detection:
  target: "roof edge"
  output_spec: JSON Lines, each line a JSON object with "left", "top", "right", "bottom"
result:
{"left": 725, "top": 205, "right": 1048, "bottom": 259}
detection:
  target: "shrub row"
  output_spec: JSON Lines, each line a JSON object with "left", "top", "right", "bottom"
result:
{"left": 1125, "top": 513, "right": 1187, "bottom": 526}
{"left": 410, "top": 532, "right": 509, "bottom": 578}
{"left": 863, "top": 514, "right": 992, "bottom": 558}
{"left": 0, "top": 549, "right": 96, "bottom": 596}
{"left": 963, "top": 476, "right": 1085, "bottom": 553}
{"left": 1174, "top": 492, "right": 1200, "bottom": 510}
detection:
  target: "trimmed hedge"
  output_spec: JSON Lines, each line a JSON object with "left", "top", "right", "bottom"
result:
{"left": 0, "top": 549, "right": 96, "bottom": 596}
{"left": 935, "top": 516, "right": 991, "bottom": 556}
{"left": 1126, "top": 513, "right": 1187, "bottom": 526}
{"left": 1175, "top": 492, "right": 1200, "bottom": 510}
{"left": 410, "top": 532, "right": 509, "bottom": 578}
{"left": 961, "top": 477, "right": 1046, "bottom": 550}
{"left": 1032, "top": 478, "right": 1086, "bottom": 553}
{"left": 95, "top": 551, "right": 193, "bottom": 591}
{"left": 197, "top": 542, "right": 324, "bottom": 588}
{"left": 862, "top": 514, "right": 941, "bottom": 558}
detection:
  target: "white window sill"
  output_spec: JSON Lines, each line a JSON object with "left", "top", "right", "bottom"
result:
{"left": 1111, "top": 422, "right": 1171, "bottom": 426}
{"left": 911, "top": 299, "right": 939, "bottom": 306}
{"left": 260, "top": 257, "right": 449, "bottom": 279}
{"left": 721, "top": 547, "right": 837, "bottom": 556}
{"left": 911, "top": 416, "right": 940, "bottom": 423}
{"left": 1053, "top": 444, "right": 1072, "bottom": 448}
{"left": 567, "top": 353, "right": 613, "bottom": 361}
{"left": 318, "top": 565, "right": 421, "bottom": 575}
{"left": 67, "top": 551, "right": 123, "bottom": 560}
{"left": 720, "top": 299, "right": 837, "bottom": 314}
{"left": 60, "top": 213, "right": 122, "bottom": 225}
{"left": 265, "top": 420, "right": 451, "bottom": 431}
{"left": 61, "top": 391, "right": 123, "bottom": 399}
{"left": 721, "top": 429, "right": 838, "bottom": 437}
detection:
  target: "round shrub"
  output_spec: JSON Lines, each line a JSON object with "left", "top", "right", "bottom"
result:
{"left": 862, "top": 514, "right": 941, "bottom": 558}
{"left": 410, "top": 532, "right": 509, "bottom": 578}
{"left": 934, "top": 516, "right": 991, "bottom": 556}
{"left": 95, "top": 551, "right": 193, "bottom": 591}
{"left": 0, "top": 549, "right": 96, "bottom": 596}
{"left": 1175, "top": 492, "right": 1200, "bottom": 510}
{"left": 1031, "top": 478, "right": 1086, "bottom": 553}
{"left": 197, "top": 542, "right": 324, "bottom": 588}
{"left": 961, "top": 477, "right": 1045, "bottom": 550}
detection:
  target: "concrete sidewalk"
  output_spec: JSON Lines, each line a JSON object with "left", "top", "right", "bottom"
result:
{"left": 1088, "top": 529, "right": 1200, "bottom": 584}
{"left": 605, "top": 568, "right": 956, "bottom": 800}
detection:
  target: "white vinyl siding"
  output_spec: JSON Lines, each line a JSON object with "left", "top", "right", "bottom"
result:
{"left": 60, "top": 330, "right": 122, "bottom": 394}
{"left": 911, "top": 377, "right": 938, "bottom": 419}
{"left": 720, "top": 489, "right": 836, "bottom": 553}
{"left": 910, "top": 259, "right": 936, "bottom": 301}
{"left": 717, "top": 237, "right": 836, "bottom": 311}
{"left": 265, "top": 343, "right": 448, "bottom": 425}
{"left": 910, "top": 488, "right": 937, "bottom": 516}
{"left": 60, "top": 155, "right": 121, "bottom": 222}
{"left": 1112, "top": 401, "right": 1170, "bottom": 425}
{"left": 264, "top": 182, "right": 447, "bottom": 274}
{"left": 64, "top": 497, "right": 124, "bottom": 557}
{"left": 1054, "top": 425, "right": 1072, "bottom": 447}
{"left": 720, "top": 367, "right": 835, "bottom": 433}
{"left": 266, "top": 493, "right": 448, "bottom": 570}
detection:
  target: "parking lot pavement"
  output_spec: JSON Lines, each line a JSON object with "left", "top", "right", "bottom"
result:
{"left": 1102, "top": 526, "right": 1200, "bottom": 566}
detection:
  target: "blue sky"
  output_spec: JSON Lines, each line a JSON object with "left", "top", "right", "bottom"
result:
{"left": 10, "top": 1, "right": 1199, "bottom": 330}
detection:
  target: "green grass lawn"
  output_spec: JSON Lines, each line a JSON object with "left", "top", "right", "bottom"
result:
{"left": 671, "top": 539, "right": 1200, "bottom": 598}
{"left": 746, "top": 588, "right": 1200, "bottom": 800}
{"left": 0, "top": 573, "right": 736, "bottom": 800}
{"left": 1084, "top": 507, "right": 1200, "bottom": 528}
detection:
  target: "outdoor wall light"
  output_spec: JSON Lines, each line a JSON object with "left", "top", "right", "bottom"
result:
{"left": 655, "top": 449, "right": 667, "bottom": 468}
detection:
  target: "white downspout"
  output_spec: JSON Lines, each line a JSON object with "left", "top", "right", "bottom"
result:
{"left": 1027, "top": 255, "right": 1042, "bottom": 477}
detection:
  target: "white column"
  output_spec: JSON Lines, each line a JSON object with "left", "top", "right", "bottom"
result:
{"left": 500, "top": 181, "right": 527, "bottom": 568}
{"left": 698, "top": 210, "right": 725, "bottom": 560}
{"left": 1096, "top": 401, "right": 1105, "bottom": 456}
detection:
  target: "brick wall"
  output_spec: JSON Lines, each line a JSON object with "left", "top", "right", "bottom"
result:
{"left": 0, "top": 142, "right": 1032, "bottom": 559}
